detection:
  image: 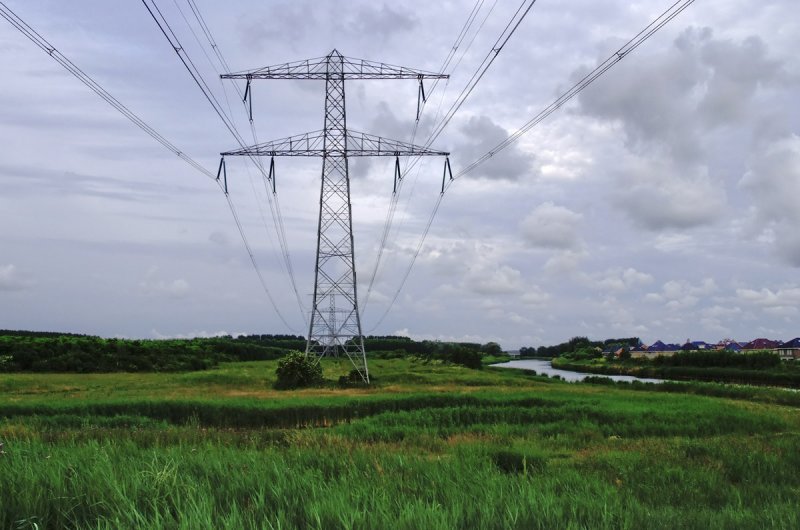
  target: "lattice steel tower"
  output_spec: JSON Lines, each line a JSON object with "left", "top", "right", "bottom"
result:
{"left": 220, "top": 50, "right": 449, "bottom": 382}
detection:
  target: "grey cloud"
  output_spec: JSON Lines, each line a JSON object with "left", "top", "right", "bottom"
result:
{"left": 208, "top": 231, "right": 231, "bottom": 246}
{"left": 367, "top": 101, "right": 419, "bottom": 141}
{"left": 346, "top": 4, "right": 417, "bottom": 43}
{"left": 466, "top": 264, "right": 523, "bottom": 296}
{"left": 520, "top": 202, "right": 582, "bottom": 249}
{"left": 456, "top": 115, "right": 535, "bottom": 180}
{"left": 576, "top": 27, "right": 786, "bottom": 160}
{"left": 610, "top": 158, "right": 725, "bottom": 231}
{"left": 1, "top": 164, "right": 165, "bottom": 203}
{"left": 696, "top": 34, "right": 784, "bottom": 127}
{"left": 237, "top": 2, "right": 317, "bottom": 53}
{"left": 0, "top": 264, "right": 35, "bottom": 291}
{"left": 238, "top": 1, "right": 416, "bottom": 54}
{"left": 739, "top": 135, "right": 800, "bottom": 266}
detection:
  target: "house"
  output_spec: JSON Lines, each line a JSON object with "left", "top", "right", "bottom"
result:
{"left": 715, "top": 339, "right": 743, "bottom": 352}
{"left": 631, "top": 342, "right": 677, "bottom": 359}
{"left": 646, "top": 340, "right": 671, "bottom": 352}
{"left": 775, "top": 338, "right": 800, "bottom": 361}
{"left": 507, "top": 350, "right": 521, "bottom": 359}
{"left": 743, "top": 338, "right": 781, "bottom": 350}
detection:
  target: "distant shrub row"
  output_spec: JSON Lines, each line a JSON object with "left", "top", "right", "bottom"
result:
{"left": 0, "top": 332, "right": 497, "bottom": 373}
{"left": 0, "top": 335, "right": 292, "bottom": 373}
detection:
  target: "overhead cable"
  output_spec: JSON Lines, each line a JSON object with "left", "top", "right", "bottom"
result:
{"left": 361, "top": 0, "right": 488, "bottom": 313}
{"left": 0, "top": 1, "right": 296, "bottom": 330}
{"left": 370, "top": 0, "right": 698, "bottom": 328}
{"left": 176, "top": 0, "right": 308, "bottom": 320}
{"left": 455, "top": 0, "right": 697, "bottom": 179}
{"left": 141, "top": 0, "right": 307, "bottom": 324}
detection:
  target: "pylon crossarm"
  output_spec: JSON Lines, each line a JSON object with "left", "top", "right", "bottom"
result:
{"left": 345, "top": 131, "right": 448, "bottom": 157}
{"left": 221, "top": 130, "right": 326, "bottom": 157}
{"left": 222, "top": 130, "right": 448, "bottom": 157}
{"left": 222, "top": 50, "right": 448, "bottom": 80}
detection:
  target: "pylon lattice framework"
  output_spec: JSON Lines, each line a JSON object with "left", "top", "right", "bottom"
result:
{"left": 221, "top": 50, "right": 449, "bottom": 383}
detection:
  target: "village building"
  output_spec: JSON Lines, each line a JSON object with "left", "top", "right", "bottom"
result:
{"left": 775, "top": 338, "right": 800, "bottom": 361}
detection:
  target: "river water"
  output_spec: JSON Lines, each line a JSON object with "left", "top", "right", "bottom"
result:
{"left": 492, "top": 358, "right": 663, "bottom": 384}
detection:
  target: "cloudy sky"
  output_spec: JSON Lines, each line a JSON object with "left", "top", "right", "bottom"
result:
{"left": 1, "top": 0, "right": 798, "bottom": 348}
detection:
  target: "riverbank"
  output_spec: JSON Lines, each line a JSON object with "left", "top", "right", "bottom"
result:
{"left": 492, "top": 358, "right": 663, "bottom": 383}
{"left": 551, "top": 357, "right": 800, "bottom": 389}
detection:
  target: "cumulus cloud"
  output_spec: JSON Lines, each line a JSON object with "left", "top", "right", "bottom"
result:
{"left": 586, "top": 267, "right": 654, "bottom": 292}
{"left": 735, "top": 286, "right": 800, "bottom": 308}
{"left": 646, "top": 278, "right": 717, "bottom": 310}
{"left": 520, "top": 202, "right": 583, "bottom": 250}
{"left": 577, "top": 27, "right": 785, "bottom": 159}
{"left": 520, "top": 285, "right": 551, "bottom": 306}
{"left": 466, "top": 264, "right": 523, "bottom": 296}
{"left": 574, "top": 27, "right": 789, "bottom": 232}
{"left": 0, "top": 264, "right": 34, "bottom": 291}
{"left": 543, "top": 248, "right": 587, "bottom": 275}
{"left": 739, "top": 135, "right": 800, "bottom": 266}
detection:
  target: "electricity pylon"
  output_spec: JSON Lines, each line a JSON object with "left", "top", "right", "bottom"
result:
{"left": 220, "top": 50, "right": 449, "bottom": 383}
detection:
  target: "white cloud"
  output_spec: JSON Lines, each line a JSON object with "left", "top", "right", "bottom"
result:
{"left": 543, "top": 249, "right": 587, "bottom": 275}
{"left": 467, "top": 264, "right": 523, "bottom": 296}
{"left": 139, "top": 267, "right": 190, "bottom": 299}
{"left": 647, "top": 278, "right": 717, "bottom": 310}
{"left": 735, "top": 286, "right": 800, "bottom": 308}
{"left": 585, "top": 267, "right": 654, "bottom": 292}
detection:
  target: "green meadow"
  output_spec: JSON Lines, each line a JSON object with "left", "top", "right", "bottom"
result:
{"left": 2, "top": 358, "right": 799, "bottom": 529}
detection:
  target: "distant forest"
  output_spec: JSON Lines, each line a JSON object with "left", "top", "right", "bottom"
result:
{"left": 519, "top": 336, "right": 641, "bottom": 358}
{"left": 0, "top": 331, "right": 499, "bottom": 373}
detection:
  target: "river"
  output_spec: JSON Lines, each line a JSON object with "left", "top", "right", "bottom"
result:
{"left": 492, "top": 358, "right": 663, "bottom": 383}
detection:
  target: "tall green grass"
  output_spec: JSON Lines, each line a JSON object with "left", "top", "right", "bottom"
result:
{"left": 1, "top": 359, "right": 799, "bottom": 529}
{"left": 2, "top": 435, "right": 799, "bottom": 529}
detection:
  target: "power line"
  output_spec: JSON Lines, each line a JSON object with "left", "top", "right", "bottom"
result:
{"left": 370, "top": 0, "right": 698, "bottom": 330}
{"left": 362, "top": 0, "right": 489, "bottom": 313}
{"left": 362, "top": 0, "right": 517, "bottom": 316}
{"left": 141, "top": 0, "right": 307, "bottom": 325}
{"left": 456, "top": 0, "right": 697, "bottom": 179}
{"left": 0, "top": 1, "right": 297, "bottom": 330}
{"left": 176, "top": 0, "right": 308, "bottom": 320}
{"left": 424, "top": 0, "right": 538, "bottom": 148}
{"left": 0, "top": 3, "right": 214, "bottom": 180}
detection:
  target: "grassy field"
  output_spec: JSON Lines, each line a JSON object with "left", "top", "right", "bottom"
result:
{"left": 2, "top": 358, "right": 799, "bottom": 529}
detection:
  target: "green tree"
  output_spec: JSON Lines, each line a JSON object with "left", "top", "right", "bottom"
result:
{"left": 274, "top": 351, "right": 324, "bottom": 390}
{"left": 481, "top": 342, "right": 503, "bottom": 356}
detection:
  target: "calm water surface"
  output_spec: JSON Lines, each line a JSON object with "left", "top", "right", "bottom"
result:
{"left": 492, "top": 358, "right": 663, "bottom": 384}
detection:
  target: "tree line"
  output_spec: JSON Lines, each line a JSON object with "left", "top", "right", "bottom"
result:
{"left": 519, "top": 336, "right": 641, "bottom": 358}
{"left": 0, "top": 331, "right": 503, "bottom": 373}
